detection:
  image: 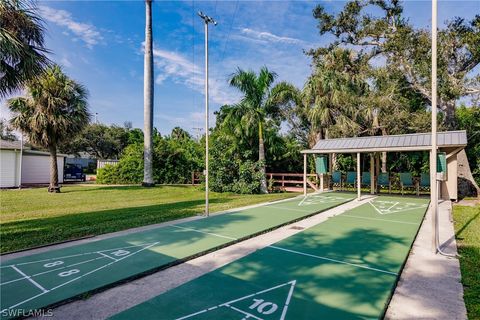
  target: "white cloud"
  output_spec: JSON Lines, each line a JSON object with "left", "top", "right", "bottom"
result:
{"left": 240, "top": 28, "right": 304, "bottom": 45}
{"left": 147, "top": 45, "right": 237, "bottom": 105}
{"left": 39, "top": 6, "right": 103, "bottom": 48}
{"left": 59, "top": 56, "right": 72, "bottom": 68}
{"left": 155, "top": 110, "right": 216, "bottom": 133}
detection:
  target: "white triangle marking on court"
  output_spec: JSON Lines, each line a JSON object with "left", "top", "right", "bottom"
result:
{"left": 369, "top": 201, "right": 428, "bottom": 215}
{"left": 175, "top": 280, "right": 297, "bottom": 320}
{"left": 0, "top": 242, "right": 158, "bottom": 269}
{"left": 299, "top": 195, "right": 346, "bottom": 207}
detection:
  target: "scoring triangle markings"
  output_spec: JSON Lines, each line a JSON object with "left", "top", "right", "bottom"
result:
{"left": 176, "top": 280, "right": 297, "bottom": 320}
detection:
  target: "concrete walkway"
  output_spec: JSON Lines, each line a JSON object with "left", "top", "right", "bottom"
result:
{"left": 34, "top": 196, "right": 372, "bottom": 319}
{"left": 385, "top": 200, "right": 467, "bottom": 319}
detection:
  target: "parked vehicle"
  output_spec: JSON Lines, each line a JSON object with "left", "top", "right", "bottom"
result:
{"left": 64, "top": 164, "right": 86, "bottom": 182}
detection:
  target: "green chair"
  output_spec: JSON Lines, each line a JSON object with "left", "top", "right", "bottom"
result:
{"left": 361, "top": 172, "right": 371, "bottom": 187}
{"left": 419, "top": 172, "right": 430, "bottom": 194}
{"left": 331, "top": 171, "right": 342, "bottom": 190}
{"left": 400, "top": 172, "right": 418, "bottom": 195}
{"left": 345, "top": 172, "right": 356, "bottom": 189}
{"left": 377, "top": 172, "right": 391, "bottom": 193}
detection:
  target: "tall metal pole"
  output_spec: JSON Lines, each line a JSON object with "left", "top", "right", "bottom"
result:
{"left": 431, "top": 0, "right": 438, "bottom": 253}
{"left": 357, "top": 153, "right": 361, "bottom": 200}
{"left": 198, "top": 12, "right": 216, "bottom": 217}
{"left": 303, "top": 153, "right": 307, "bottom": 196}
{"left": 18, "top": 133, "right": 24, "bottom": 189}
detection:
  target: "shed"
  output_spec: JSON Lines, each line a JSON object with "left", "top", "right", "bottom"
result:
{"left": 300, "top": 130, "right": 468, "bottom": 201}
{"left": 0, "top": 140, "right": 66, "bottom": 188}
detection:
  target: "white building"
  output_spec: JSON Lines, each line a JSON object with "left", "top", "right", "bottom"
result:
{"left": 0, "top": 140, "right": 66, "bottom": 188}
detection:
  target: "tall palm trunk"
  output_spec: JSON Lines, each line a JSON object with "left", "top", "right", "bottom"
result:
{"left": 258, "top": 121, "right": 268, "bottom": 193}
{"left": 381, "top": 128, "right": 388, "bottom": 172}
{"left": 48, "top": 145, "right": 60, "bottom": 193}
{"left": 142, "top": 0, "right": 154, "bottom": 187}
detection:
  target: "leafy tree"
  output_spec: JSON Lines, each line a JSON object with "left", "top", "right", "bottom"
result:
{"left": 0, "top": 0, "right": 50, "bottom": 97}
{"left": 127, "top": 128, "right": 144, "bottom": 145}
{"left": 456, "top": 105, "right": 480, "bottom": 185}
{"left": 312, "top": 0, "right": 480, "bottom": 129}
{"left": 209, "top": 130, "right": 264, "bottom": 194}
{"left": 170, "top": 126, "right": 191, "bottom": 140}
{"left": 97, "top": 128, "right": 203, "bottom": 185}
{"left": 224, "top": 67, "right": 294, "bottom": 193}
{"left": 304, "top": 47, "right": 366, "bottom": 141}
{"left": 7, "top": 66, "right": 90, "bottom": 192}
{"left": 60, "top": 123, "right": 130, "bottom": 159}
{"left": 0, "top": 118, "right": 17, "bottom": 141}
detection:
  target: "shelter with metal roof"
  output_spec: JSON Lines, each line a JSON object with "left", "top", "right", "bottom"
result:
{"left": 300, "top": 130, "right": 468, "bottom": 200}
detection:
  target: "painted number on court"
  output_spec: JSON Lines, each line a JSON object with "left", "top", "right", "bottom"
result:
{"left": 111, "top": 250, "right": 130, "bottom": 257}
{"left": 58, "top": 269, "right": 80, "bottom": 277}
{"left": 249, "top": 299, "right": 278, "bottom": 315}
{"left": 44, "top": 261, "right": 64, "bottom": 268}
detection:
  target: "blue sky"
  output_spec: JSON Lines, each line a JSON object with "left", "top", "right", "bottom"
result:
{"left": 1, "top": 0, "right": 479, "bottom": 136}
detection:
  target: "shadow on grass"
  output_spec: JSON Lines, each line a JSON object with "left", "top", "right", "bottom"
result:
{"left": 60, "top": 184, "right": 195, "bottom": 193}
{"left": 456, "top": 210, "right": 480, "bottom": 239}
{"left": 457, "top": 245, "right": 480, "bottom": 319}
{"left": 0, "top": 197, "right": 228, "bottom": 253}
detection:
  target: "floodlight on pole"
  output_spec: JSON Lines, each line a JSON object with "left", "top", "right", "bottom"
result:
{"left": 198, "top": 11, "right": 217, "bottom": 217}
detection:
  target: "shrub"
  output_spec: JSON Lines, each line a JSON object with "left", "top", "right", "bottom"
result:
{"left": 96, "top": 136, "right": 203, "bottom": 185}
{"left": 96, "top": 144, "right": 143, "bottom": 184}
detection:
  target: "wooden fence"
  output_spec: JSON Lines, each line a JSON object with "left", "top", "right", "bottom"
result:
{"left": 190, "top": 171, "right": 326, "bottom": 192}
{"left": 267, "top": 172, "right": 323, "bottom": 192}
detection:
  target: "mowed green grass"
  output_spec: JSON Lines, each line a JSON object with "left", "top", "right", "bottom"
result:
{"left": 454, "top": 204, "right": 480, "bottom": 320}
{"left": 0, "top": 185, "right": 296, "bottom": 254}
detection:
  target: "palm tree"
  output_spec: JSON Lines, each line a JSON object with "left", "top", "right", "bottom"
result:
{"left": 226, "top": 67, "right": 293, "bottom": 193}
{"left": 171, "top": 127, "right": 190, "bottom": 140}
{"left": 7, "top": 66, "right": 90, "bottom": 192}
{"left": 142, "top": 0, "right": 154, "bottom": 187}
{"left": 305, "top": 48, "right": 366, "bottom": 142}
{"left": 0, "top": 0, "right": 50, "bottom": 98}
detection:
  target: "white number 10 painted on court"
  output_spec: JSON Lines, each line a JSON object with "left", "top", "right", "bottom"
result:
{"left": 249, "top": 298, "right": 278, "bottom": 315}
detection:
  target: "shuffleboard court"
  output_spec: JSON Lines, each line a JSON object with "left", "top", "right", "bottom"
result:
{"left": 0, "top": 192, "right": 354, "bottom": 318}
{"left": 112, "top": 195, "right": 429, "bottom": 320}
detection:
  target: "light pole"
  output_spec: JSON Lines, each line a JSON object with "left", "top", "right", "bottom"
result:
{"left": 431, "top": 0, "right": 438, "bottom": 253}
{"left": 198, "top": 11, "right": 216, "bottom": 217}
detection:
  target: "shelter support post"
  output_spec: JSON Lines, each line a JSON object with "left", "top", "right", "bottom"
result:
{"left": 370, "top": 154, "right": 375, "bottom": 195}
{"left": 303, "top": 153, "right": 307, "bottom": 196}
{"left": 357, "top": 153, "right": 361, "bottom": 200}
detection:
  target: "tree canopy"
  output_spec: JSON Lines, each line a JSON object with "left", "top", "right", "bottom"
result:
{"left": 8, "top": 66, "right": 90, "bottom": 191}
{"left": 0, "top": 0, "right": 50, "bottom": 97}
{"left": 311, "top": 0, "right": 480, "bottom": 128}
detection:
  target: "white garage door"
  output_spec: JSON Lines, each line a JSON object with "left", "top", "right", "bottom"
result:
{"left": 0, "top": 150, "right": 19, "bottom": 187}
{"left": 22, "top": 154, "right": 64, "bottom": 184}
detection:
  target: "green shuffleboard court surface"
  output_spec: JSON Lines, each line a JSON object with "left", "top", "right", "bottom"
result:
{"left": 0, "top": 192, "right": 354, "bottom": 318}
{"left": 112, "top": 195, "right": 429, "bottom": 320}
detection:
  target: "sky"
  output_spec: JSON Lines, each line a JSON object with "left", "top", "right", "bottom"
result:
{"left": 1, "top": 0, "right": 479, "bottom": 136}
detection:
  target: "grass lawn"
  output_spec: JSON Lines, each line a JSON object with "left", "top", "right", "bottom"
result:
{"left": 0, "top": 185, "right": 296, "bottom": 254}
{"left": 454, "top": 204, "right": 480, "bottom": 319}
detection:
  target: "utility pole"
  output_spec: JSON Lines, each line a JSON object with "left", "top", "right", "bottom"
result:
{"left": 192, "top": 127, "right": 203, "bottom": 141}
{"left": 198, "top": 11, "right": 216, "bottom": 217}
{"left": 431, "top": 0, "right": 438, "bottom": 253}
